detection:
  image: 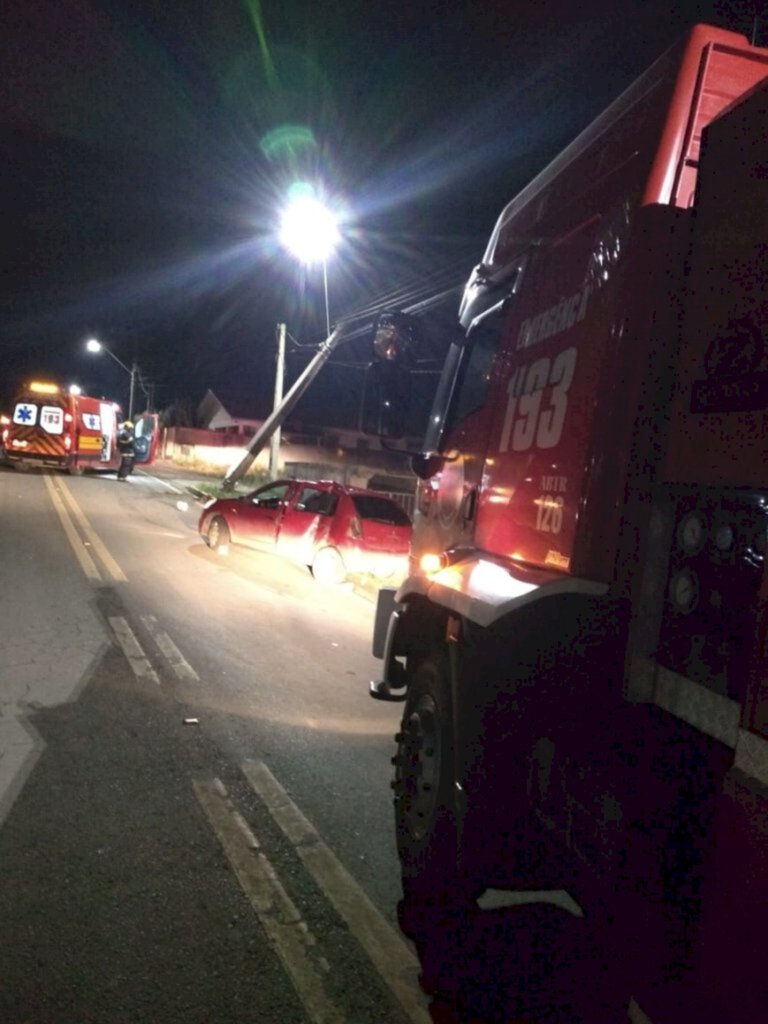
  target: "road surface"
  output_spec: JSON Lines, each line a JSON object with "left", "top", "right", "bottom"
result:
{"left": 0, "top": 462, "right": 607, "bottom": 1024}
{"left": 0, "top": 462, "right": 431, "bottom": 1024}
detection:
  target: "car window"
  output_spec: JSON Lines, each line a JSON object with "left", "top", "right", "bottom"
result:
{"left": 295, "top": 488, "right": 337, "bottom": 515}
{"left": 351, "top": 495, "right": 411, "bottom": 526}
{"left": 250, "top": 482, "right": 290, "bottom": 509}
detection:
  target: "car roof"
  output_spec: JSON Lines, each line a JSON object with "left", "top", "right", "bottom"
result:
{"left": 274, "top": 478, "right": 339, "bottom": 491}
{"left": 278, "top": 479, "right": 403, "bottom": 501}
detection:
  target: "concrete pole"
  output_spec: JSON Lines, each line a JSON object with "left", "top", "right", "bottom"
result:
{"left": 269, "top": 323, "right": 286, "bottom": 479}
{"left": 222, "top": 322, "right": 346, "bottom": 491}
{"left": 129, "top": 363, "right": 136, "bottom": 421}
{"left": 322, "top": 260, "right": 331, "bottom": 337}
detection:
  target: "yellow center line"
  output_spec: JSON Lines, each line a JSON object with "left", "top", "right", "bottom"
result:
{"left": 241, "top": 758, "right": 430, "bottom": 1024}
{"left": 53, "top": 476, "right": 127, "bottom": 582}
{"left": 43, "top": 474, "right": 127, "bottom": 583}
{"left": 193, "top": 777, "right": 346, "bottom": 1024}
{"left": 43, "top": 474, "right": 101, "bottom": 581}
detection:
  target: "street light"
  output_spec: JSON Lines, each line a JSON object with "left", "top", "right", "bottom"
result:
{"left": 85, "top": 338, "right": 137, "bottom": 420}
{"left": 279, "top": 191, "right": 339, "bottom": 336}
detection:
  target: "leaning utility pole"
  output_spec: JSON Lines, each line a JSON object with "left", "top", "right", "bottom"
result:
{"left": 269, "top": 323, "right": 286, "bottom": 479}
{"left": 222, "top": 321, "right": 349, "bottom": 491}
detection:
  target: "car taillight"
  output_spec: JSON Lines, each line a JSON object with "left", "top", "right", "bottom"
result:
{"left": 348, "top": 515, "right": 362, "bottom": 540}
{"left": 64, "top": 435, "right": 72, "bottom": 451}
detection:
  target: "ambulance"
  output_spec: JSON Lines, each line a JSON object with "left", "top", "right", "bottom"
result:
{"left": 3, "top": 381, "right": 157, "bottom": 474}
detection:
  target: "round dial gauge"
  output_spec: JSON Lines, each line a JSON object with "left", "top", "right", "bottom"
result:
{"left": 670, "top": 569, "right": 700, "bottom": 615}
{"left": 677, "top": 511, "right": 706, "bottom": 555}
{"left": 714, "top": 523, "right": 734, "bottom": 552}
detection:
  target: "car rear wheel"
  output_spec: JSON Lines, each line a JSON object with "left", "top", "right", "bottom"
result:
{"left": 206, "top": 515, "right": 230, "bottom": 552}
{"left": 311, "top": 546, "right": 346, "bottom": 585}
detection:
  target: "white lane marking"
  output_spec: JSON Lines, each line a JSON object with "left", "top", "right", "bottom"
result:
{"left": 55, "top": 477, "right": 127, "bottom": 582}
{"left": 135, "top": 470, "right": 184, "bottom": 494}
{"left": 193, "top": 777, "right": 345, "bottom": 1024}
{"left": 43, "top": 474, "right": 101, "bottom": 581}
{"left": 108, "top": 616, "right": 160, "bottom": 684}
{"left": 141, "top": 616, "right": 199, "bottom": 681}
{"left": 241, "top": 759, "right": 430, "bottom": 1024}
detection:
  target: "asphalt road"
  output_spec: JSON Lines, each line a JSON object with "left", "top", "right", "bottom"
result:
{"left": 0, "top": 461, "right": 611, "bottom": 1024}
{"left": 0, "top": 462, "right": 430, "bottom": 1024}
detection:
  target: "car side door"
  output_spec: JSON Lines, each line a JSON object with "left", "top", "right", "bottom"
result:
{"left": 237, "top": 481, "right": 292, "bottom": 549}
{"left": 275, "top": 484, "right": 338, "bottom": 563}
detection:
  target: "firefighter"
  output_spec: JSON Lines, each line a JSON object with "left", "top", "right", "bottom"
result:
{"left": 117, "top": 420, "right": 135, "bottom": 480}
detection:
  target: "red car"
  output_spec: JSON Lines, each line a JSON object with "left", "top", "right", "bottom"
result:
{"left": 198, "top": 478, "right": 412, "bottom": 584}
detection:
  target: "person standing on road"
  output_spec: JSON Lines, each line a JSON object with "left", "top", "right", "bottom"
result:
{"left": 117, "top": 420, "right": 136, "bottom": 480}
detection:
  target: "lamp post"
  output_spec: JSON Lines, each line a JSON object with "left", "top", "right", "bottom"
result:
{"left": 279, "top": 191, "right": 339, "bottom": 337}
{"left": 86, "top": 338, "right": 137, "bottom": 420}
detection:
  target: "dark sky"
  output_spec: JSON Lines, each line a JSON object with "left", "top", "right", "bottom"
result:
{"left": 0, "top": 0, "right": 763, "bottom": 423}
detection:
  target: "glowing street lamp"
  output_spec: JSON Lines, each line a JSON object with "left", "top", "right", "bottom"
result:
{"left": 279, "top": 191, "right": 339, "bottom": 337}
{"left": 85, "top": 338, "right": 137, "bottom": 420}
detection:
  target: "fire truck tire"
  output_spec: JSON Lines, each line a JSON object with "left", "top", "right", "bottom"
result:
{"left": 311, "top": 546, "right": 347, "bottom": 585}
{"left": 393, "top": 651, "right": 475, "bottom": 950}
{"left": 68, "top": 464, "right": 84, "bottom": 476}
{"left": 206, "top": 516, "right": 230, "bottom": 552}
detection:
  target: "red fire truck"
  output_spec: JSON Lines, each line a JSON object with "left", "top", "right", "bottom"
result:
{"left": 3, "top": 380, "right": 158, "bottom": 474}
{"left": 367, "top": 24, "right": 768, "bottom": 1023}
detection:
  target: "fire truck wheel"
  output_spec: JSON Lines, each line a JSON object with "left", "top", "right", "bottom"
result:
{"left": 206, "top": 516, "right": 230, "bottom": 552}
{"left": 68, "top": 465, "right": 84, "bottom": 476}
{"left": 393, "top": 652, "right": 476, "bottom": 949}
{"left": 311, "top": 546, "right": 347, "bottom": 585}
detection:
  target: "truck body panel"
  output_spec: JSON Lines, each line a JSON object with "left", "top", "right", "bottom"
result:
{"left": 370, "top": 25, "right": 768, "bottom": 1022}
{"left": 419, "top": 25, "right": 768, "bottom": 610}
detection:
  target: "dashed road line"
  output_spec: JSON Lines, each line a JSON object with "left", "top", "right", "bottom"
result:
{"left": 141, "top": 615, "right": 199, "bottom": 681}
{"left": 193, "top": 777, "right": 345, "bottom": 1024}
{"left": 108, "top": 616, "right": 160, "bottom": 684}
{"left": 241, "top": 759, "right": 430, "bottom": 1024}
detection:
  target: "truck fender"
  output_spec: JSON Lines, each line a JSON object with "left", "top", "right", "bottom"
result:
{"left": 370, "top": 590, "right": 448, "bottom": 701}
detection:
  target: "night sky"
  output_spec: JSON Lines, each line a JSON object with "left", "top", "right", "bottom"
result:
{"left": 0, "top": 0, "right": 763, "bottom": 425}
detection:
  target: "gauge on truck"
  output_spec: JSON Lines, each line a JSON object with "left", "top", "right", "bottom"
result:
{"left": 677, "top": 511, "right": 707, "bottom": 555}
{"left": 669, "top": 568, "right": 700, "bottom": 615}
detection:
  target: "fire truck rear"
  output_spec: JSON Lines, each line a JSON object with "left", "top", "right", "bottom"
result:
{"left": 368, "top": 25, "right": 768, "bottom": 1022}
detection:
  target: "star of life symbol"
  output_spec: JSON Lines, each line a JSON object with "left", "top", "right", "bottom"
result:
{"left": 13, "top": 403, "right": 37, "bottom": 426}
{"left": 83, "top": 413, "right": 101, "bottom": 430}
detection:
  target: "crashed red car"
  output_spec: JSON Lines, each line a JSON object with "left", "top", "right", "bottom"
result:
{"left": 198, "top": 478, "right": 412, "bottom": 584}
